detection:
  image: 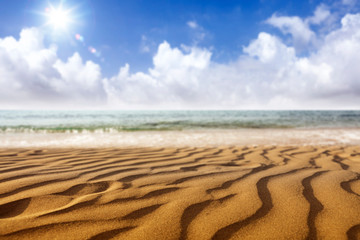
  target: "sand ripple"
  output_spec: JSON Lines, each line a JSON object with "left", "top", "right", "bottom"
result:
{"left": 1, "top": 146, "right": 360, "bottom": 239}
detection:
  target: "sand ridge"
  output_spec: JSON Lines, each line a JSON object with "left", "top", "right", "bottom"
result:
{"left": 1, "top": 146, "right": 360, "bottom": 239}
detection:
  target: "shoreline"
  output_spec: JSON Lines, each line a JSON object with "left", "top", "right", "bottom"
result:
{"left": 1, "top": 128, "right": 360, "bottom": 148}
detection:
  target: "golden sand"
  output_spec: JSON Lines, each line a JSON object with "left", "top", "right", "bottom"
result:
{"left": 1, "top": 146, "right": 360, "bottom": 239}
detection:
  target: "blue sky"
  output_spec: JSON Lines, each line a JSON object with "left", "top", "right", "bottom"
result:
{"left": 0, "top": 0, "right": 360, "bottom": 109}
{"left": 0, "top": 0, "right": 351, "bottom": 74}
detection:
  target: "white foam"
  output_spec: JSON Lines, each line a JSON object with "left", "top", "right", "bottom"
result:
{"left": 1, "top": 128, "right": 360, "bottom": 148}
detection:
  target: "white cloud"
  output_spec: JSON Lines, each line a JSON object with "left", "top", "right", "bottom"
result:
{"left": 187, "top": 21, "right": 199, "bottom": 29}
{"left": 266, "top": 14, "right": 316, "bottom": 50}
{"left": 243, "top": 32, "right": 296, "bottom": 64}
{"left": 266, "top": 5, "right": 332, "bottom": 51}
{"left": 103, "top": 41, "right": 212, "bottom": 108}
{"left": 1, "top": 11, "right": 360, "bottom": 109}
{"left": 53, "top": 53, "right": 104, "bottom": 101}
{"left": 186, "top": 20, "right": 207, "bottom": 45}
{"left": 140, "top": 35, "right": 151, "bottom": 53}
{"left": 0, "top": 28, "right": 105, "bottom": 108}
{"left": 102, "top": 12, "right": 360, "bottom": 109}
{"left": 306, "top": 4, "right": 331, "bottom": 25}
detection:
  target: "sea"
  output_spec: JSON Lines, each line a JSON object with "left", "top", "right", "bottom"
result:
{"left": 1, "top": 110, "right": 360, "bottom": 132}
{"left": 1, "top": 110, "right": 360, "bottom": 147}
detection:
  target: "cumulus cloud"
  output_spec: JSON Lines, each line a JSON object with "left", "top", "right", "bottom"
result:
{"left": 266, "top": 4, "right": 332, "bottom": 51}
{"left": 1, "top": 10, "right": 360, "bottom": 109}
{"left": 0, "top": 28, "right": 105, "bottom": 108}
{"left": 246, "top": 13, "right": 360, "bottom": 108}
{"left": 243, "top": 32, "right": 296, "bottom": 64}
{"left": 266, "top": 15, "right": 316, "bottom": 50}
{"left": 103, "top": 42, "right": 212, "bottom": 108}
{"left": 103, "top": 12, "right": 360, "bottom": 109}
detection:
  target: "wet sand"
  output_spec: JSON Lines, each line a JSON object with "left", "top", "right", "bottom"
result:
{"left": 1, "top": 146, "right": 360, "bottom": 239}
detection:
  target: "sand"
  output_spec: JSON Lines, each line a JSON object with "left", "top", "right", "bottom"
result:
{"left": 1, "top": 146, "right": 360, "bottom": 239}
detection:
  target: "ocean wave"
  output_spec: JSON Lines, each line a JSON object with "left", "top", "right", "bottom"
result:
{"left": 0, "top": 122, "right": 297, "bottom": 133}
{"left": 1, "top": 110, "right": 360, "bottom": 133}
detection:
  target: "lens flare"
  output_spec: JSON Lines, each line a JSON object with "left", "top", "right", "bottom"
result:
{"left": 45, "top": 5, "right": 72, "bottom": 30}
{"left": 41, "top": 3, "right": 103, "bottom": 61}
{"left": 88, "top": 46, "right": 101, "bottom": 57}
{"left": 89, "top": 46, "right": 96, "bottom": 53}
{"left": 75, "top": 33, "right": 84, "bottom": 42}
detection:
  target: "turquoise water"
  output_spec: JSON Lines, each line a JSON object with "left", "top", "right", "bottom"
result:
{"left": 1, "top": 110, "right": 360, "bottom": 133}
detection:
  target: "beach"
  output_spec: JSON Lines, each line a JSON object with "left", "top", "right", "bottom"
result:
{"left": 1, "top": 145, "right": 360, "bottom": 239}
{"left": 1, "top": 110, "right": 360, "bottom": 239}
{"left": 2, "top": 0, "right": 360, "bottom": 237}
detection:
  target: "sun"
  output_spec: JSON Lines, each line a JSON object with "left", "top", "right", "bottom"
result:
{"left": 45, "top": 5, "right": 72, "bottom": 30}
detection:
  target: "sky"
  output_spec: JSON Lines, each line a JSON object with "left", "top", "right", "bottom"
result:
{"left": 0, "top": 0, "right": 360, "bottom": 109}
